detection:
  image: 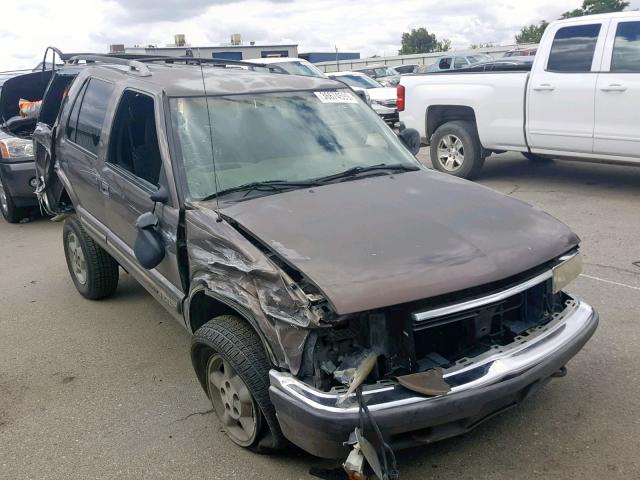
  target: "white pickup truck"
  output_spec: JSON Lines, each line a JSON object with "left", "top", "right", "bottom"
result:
{"left": 399, "top": 12, "right": 640, "bottom": 178}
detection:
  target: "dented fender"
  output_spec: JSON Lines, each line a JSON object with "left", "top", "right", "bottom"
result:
{"left": 185, "top": 208, "right": 323, "bottom": 374}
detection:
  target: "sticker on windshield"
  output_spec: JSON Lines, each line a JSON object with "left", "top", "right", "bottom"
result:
{"left": 314, "top": 91, "right": 358, "bottom": 104}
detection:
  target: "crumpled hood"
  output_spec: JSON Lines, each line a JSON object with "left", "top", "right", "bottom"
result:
{"left": 218, "top": 170, "right": 579, "bottom": 315}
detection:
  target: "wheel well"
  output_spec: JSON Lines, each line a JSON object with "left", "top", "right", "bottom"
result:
{"left": 188, "top": 290, "right": 238, "bottom": 333}
{"left": 426, "top": 105, "right": 477, "bottom": 141}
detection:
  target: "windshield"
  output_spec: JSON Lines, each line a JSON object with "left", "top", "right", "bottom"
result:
{"left": 276, "top": 61, "right": 326, "bottom": 77}
{"left": 170, "top": 90, "right": 419, "bottom": 201}
{"left": 333, "top": 74, "right": 382, "bottom": 89}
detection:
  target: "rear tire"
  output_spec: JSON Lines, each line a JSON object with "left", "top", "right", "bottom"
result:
{"left": 0, "top": 176, "right": 26, "bottom": 224}
{"left": 192, "top": 315, "right": 286, "bottom": 453}
{"left": 63, "top": 216, "right": 119, "bottom": 299}
{"left": 523, "top": 152, "right": 553, "bottom": 162}
{"left": 430, "top": 120, "right": 484, "bottom": 179}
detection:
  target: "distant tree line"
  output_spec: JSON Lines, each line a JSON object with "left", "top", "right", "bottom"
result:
{"left": 515, "top": 0, "right": 629, "bottom": 44}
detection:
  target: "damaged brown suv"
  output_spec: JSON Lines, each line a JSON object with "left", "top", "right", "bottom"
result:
{"left": 36, "top": 56, "right": 598, "bottom": 462}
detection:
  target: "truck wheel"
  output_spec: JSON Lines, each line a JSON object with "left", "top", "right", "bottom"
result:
{"left": 192, "top": 315, "right": 285, "bottom": 452}
{"left": 523, "top": 152, "right": 553, "bottom": 162}
{"left": 0, "top": 177, "right": 26, "bottom": 224}
{"left": 430, "top": 121, "right": 483, "bottom": 179}
{"left": 63, "top": 216, "right": 119, "bottom": 299}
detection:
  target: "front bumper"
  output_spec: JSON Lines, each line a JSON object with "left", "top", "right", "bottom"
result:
{"left": 269, "top": 297, "right": 598, "bottom": 458}
{"left": 0, "top": 160, "right": 37, "bottom": 207}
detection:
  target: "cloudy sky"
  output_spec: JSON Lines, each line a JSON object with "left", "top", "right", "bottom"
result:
{"left": 3, "top": 0, "right": 640, "bottom": 70}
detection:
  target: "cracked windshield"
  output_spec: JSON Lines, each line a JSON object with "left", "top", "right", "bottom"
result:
{"left": 170, "top": 90, "right": 418, "bottom": 201}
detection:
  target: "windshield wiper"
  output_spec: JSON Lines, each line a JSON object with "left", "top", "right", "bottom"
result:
{"left": 314, "top": 163, "right": 420, "bottom": 184}
{"left": 200, "top": 180, "right": 321, "bottom": 202}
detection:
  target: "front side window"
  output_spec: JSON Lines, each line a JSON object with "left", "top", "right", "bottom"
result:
{"left": 74, "top": 78, "right": 114, "bottom": 154}
{"left": 547, "top": 24, "right": 601, "bottom": 72}
{"left": 611, "top": 21, "right": 640, "bottom": 72}
{"left": 107, "top": 91, "right": 162, "bottom": 187}
{"left": 170, "top": 90, "right": 419, "bottom": 201}
{"left": 454, "top": 57, "right": 468, "bottom": 69}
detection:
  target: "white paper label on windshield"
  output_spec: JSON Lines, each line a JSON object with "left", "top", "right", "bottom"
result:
{"left": 314, "top": 91, "right": 358, "bottom": 104}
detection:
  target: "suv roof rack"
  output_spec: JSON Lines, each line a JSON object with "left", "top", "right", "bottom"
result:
{"left": 135, "top": 56, "right": 288, "bottom": 74}
{"left": 67, "top": 54, "right": 152, "bottom": 77}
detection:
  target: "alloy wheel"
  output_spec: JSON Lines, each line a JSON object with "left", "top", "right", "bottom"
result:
{"left": 206, "top": 353, "right": 260, "bottom": 447}
{"left": 67, "top": 231, "right": 88, "bottom": 285}
{"left": 437, "top": 134, "right": 465, "bottom": 172}
{"left": 0, "top": 181, "right": 8, "bottom": 216}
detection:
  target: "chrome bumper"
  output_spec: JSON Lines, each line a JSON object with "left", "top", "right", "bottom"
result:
{"left": 270, "top": 296, "right": 596, "bottom": 415}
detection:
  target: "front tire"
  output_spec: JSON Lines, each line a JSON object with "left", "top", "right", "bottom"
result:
{"left": 192, "top": 315, "right": 285, "bottom": 452}
{"left": 0, "top": 176, "right": 26, "bottom": 224}
{"left": 430, "top": 120, "right": 484, "bottom": 179}
{"left": 63, "top": 216, "right": 119, "bottom": 299}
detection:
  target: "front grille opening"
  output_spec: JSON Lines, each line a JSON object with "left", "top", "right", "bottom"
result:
{"left": 411, "top": 280, "right": 562, "bottom": 371}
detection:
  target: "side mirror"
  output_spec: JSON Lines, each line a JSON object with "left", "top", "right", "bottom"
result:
{"left": 150, "top": 185, "right": 169, "bottom": 204}
{"left": 134, "top": 212, "right": 165, "bottom": 270}
{"left": 398, "top": 127, "right": 421, "bottom": 156}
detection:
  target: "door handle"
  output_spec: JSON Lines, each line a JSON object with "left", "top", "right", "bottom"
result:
{"left": 600, "top": 83, "right": 627, "bottom": 92}
{"left": 99, "top": 180, "right": 110, "bottom": 197}
{"left": 533, "top": 83, "right": 555, "bottom": 91}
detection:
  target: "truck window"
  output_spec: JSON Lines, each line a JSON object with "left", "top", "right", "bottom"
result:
{"left": 439, "top": 57, "right": 452, "bottom": 69}
{"left": 107, "top": 91, "right": 161, "bottom": 188}
{"left": 547, "top": 24, "right": 601, "bottom": 72}
{"left": 74, "top": 79, "right": 114, "bottom": 155}
{"left": 454, "top": 57, "right": 467, "bottom": 69}
{"left": 611, "top": 21, "right": 640, "bottom": 72}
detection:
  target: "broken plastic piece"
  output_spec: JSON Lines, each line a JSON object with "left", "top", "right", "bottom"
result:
{"left": 397, "top": 368, "right": 451, "bottom": 396}
{"left": 336, "top": 351, "right": 378, "bottom": 405}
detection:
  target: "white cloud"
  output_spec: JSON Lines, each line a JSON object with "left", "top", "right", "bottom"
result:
{"left": 2, "top": 0, "right": 639, "bottom": 70}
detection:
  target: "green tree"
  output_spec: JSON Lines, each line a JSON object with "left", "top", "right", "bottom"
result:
{"left": 561, "top": 0, "right": 629, "bottom": 18}
{"left": 399, "top": 28, "right": 451, "bottom": 54}
{"left": 515, "top": 21, "right": 549, "bottom": 44}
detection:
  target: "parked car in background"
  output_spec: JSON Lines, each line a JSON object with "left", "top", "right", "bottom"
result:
{"left": 0, "top": 70, "right": 47, "bottom": 222}
{"left": 248, "top": 57, "right": 371, "bottom": 105}
{"left": 393, "top": 63, "right": 421, "bottom": 74}
{"left": 399, "top": 11, "right": 640, "bottom": 178}
{"left": 245, "top": 57, "right": 326, "bottom": 77}
{"left": 419, "top": 54, "right": 493, "bottom": 73}
{"left": 458, "top": 57, "right": 534, "bottom": 72}
{"left": 352, "top": 65, "right": 400, "bottom": 86}
{"left": 329, "top": 71, "right": 398, "bottom": 124}
{"left": 36, "top": 55, "right": 597, "bottom": 468}
{"left": 504, "top": 47, "right": 537, "bottom": 57}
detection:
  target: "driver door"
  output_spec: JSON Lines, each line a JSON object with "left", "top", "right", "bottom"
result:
{"left": 100, "top": 88, "right": 185, "bottom": 317}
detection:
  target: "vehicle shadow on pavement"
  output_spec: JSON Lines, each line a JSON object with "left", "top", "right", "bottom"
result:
{"left": 478, "top": 155, "right": 640, "bottom": 195}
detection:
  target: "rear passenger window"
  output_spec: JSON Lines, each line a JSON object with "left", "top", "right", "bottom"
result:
{"left": 74, "top": 79, "right": 114, "bottom": 154}
{"left": 611, "top": 21, "right": 640, "bottom": 72}
{"left": 547, "top": 24, "right": 601, "bottom": 72}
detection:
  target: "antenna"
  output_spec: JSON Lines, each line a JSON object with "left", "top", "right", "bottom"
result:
{"left": 196, "top": 48, "right": 223, "bottom": 221}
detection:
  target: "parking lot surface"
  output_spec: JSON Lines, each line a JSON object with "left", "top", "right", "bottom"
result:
{"left": 1, "top": 151, "right": 639, "bottom": 479}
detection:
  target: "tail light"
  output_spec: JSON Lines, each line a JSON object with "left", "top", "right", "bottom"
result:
{"left": 397, "top": 84, "right": 405, "bottom": 112}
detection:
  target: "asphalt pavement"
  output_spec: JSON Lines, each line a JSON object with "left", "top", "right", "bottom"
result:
{"left": 1, "top": 151, "right": 639, "bottom": 479}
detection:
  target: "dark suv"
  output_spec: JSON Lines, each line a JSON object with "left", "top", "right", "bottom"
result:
{"left": 36, "top": 56, "right": 597, "bottom": 465}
